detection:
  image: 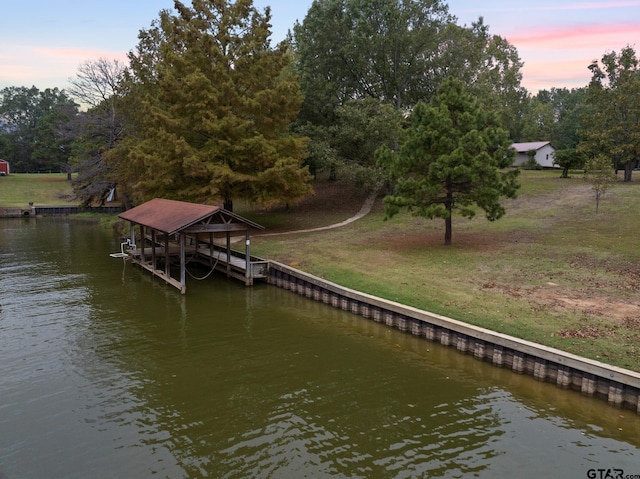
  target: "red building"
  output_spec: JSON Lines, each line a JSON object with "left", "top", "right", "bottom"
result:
{"left": 0, "top": 159, "right": 9, "bottom": 175}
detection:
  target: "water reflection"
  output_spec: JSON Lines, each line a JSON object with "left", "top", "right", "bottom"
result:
{"left": 1, "top": 218, "right": 639, "bottom": 479}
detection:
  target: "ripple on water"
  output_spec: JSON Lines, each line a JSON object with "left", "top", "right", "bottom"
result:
{"left": 2, "top": 219, "right": 640, "bottom": 479}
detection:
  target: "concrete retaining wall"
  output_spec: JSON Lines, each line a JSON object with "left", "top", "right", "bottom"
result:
{"left": 34, "top": 206, "right": 122, "bottom": 215}
{"left": 267, "top": 261, "right": 640, "bottom": 413}
{"left": 0, "top": 206, "right": 122, "bottom": 218}
{"left": 0, "top": 207, "right": 34, "bottom": 218}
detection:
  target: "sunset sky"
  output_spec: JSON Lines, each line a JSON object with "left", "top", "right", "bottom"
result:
{"left": 1, "top": 0, "right": 638, "bottom": 94}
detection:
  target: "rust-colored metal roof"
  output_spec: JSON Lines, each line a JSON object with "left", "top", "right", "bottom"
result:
{"left": 119, "top": 198, "right": 220, "bottom": 235}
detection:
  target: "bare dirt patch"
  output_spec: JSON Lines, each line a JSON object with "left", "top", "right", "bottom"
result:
{"left": 557, "top": 327, "right": 609, "bottom": 339}
{"left": 506, "top": 179, "right": 593, "bottom": 213}
{"left": 538, "top": 292, "right": 640, "bottom": 324}
{"left": 380, "top": 229, "right": 537, "bottom": 252}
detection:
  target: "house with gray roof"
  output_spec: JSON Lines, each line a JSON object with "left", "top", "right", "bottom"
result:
{"left": 511, "top": 141, "right": 557, "bottom": 168}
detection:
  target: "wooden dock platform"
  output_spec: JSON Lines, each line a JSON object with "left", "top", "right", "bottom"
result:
{"left": 128, "top": 242, "right": 268, "bottom": 288}
{"left": 116, "top": 198, "right": 265, "bottom": 293}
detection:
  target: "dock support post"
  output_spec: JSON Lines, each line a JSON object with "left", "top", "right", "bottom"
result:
{"left": 245, "top": 231, "right": 251, "bottom": 285}
{"left": 209, "top": 233, "right": 214, "bottom": 266}
{"left": 165, "top": 234, "right": 170, "bottom": 277}
{"left": 140, "top": 226, "right": 146, "bottom": 263}
{"left": 151, "top": 230, "right": 157, "bottom": 271}
{"left": 226, "top": 232, "right": 231, "bottom": 278}
{"left": 180, "top": 233, "right": 186, "bottom": 294}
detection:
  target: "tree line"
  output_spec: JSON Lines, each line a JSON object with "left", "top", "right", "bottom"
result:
{"left": 0, "top": 0, "right": 638, "bottom": 243}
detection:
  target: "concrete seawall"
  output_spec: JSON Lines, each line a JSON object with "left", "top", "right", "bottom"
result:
{"left": 267, "top": 261, "right": 640, "bottom": 413}
{"left": 0, "top": 207, "right": 34, "bottom": 218}
{"left": 0, "top": 206, "right": 122, "bottom": 218}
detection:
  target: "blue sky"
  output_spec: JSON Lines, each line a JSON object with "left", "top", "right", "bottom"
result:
{"left": 1, "top": 0, "right": 638, "bottom": 93}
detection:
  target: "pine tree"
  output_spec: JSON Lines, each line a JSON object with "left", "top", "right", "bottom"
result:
{"left": 379, "top": 77, "right": 519, "bottom": 245}
{"left": 109, "top": 0, "right": 311, "bottom": 209}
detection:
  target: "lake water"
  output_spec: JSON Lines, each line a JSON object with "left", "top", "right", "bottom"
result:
{"left": 1, "top": 217, "right": 640, "bottom": 478}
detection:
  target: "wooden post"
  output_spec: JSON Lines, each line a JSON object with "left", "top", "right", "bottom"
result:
{"left": 129, "top": 224, "right": 135, "bottom": 248}
{"left": 245, "top": 230, "right": 251, "bottom": 285}
{"left": 209, "top": 233, "right": 214, "bottom": 266}
{"left": 140, "top": 226, "right": 146, "bottom": 263}
{"left": 226, "top": 232, "right": 231, "bottom": 277}
{"left": 151, "top": 229, "right": 157, "bottom": 271}
{"left": 180, "top": 233, "right": 186, "bottom": 294}
{"left": 165, "top": 234, "right": 170, "bottom": 277}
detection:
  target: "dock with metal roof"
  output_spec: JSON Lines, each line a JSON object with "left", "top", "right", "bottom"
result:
{"left": 116, "top": 198, "right": 266, "bottom": 293}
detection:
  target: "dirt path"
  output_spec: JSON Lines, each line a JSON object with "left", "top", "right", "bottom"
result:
{"left": 257, "top": 189, "right": 378, "bottom": 237}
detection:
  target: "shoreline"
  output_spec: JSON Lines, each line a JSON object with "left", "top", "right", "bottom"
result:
{"left": 267, "top": 260, "right": 640, "bottom": 414}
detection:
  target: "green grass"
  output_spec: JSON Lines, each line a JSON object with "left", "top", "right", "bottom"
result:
{"left": 5, "top": 169, "right": 640, "bottom": 370}
{"left": 251, "top": 170, "right": 640, "bottom": 370}
{"left": 0, "top": 173, "right": 76, "bottom": 207}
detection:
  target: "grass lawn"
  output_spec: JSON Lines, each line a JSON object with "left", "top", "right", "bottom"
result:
{"left": 4, "top": 169, "right": 640, "bottom": 370}
{"left": 0, "top": 173, "right": 75, "bottom": 207}
{"left": 249, "top": 170, "right": 640, "bottom": 371}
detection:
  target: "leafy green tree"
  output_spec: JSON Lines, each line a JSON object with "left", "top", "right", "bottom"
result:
{"left": 293, "top": 3, "right": 525, "bottom": 118}
{"left": 330, "top": 98, "right": 404, "bottom": 187}
{"left": 0, "top": 86, "right": 39, "bottom": 171}
{"left": 520, "top": 97, "right": 555, "bottom": 142}
{"left": 521, "top": 149, "right": 542, "bottom": 170}
{"left": 445, "top": 20, "right": 528, "bottom": 141}
{"left": 292, "top": 4, "right": 527, "bottom": 185}
{"left": 546, "top": 88, "right": 587, "bottom": 150}
{"left": 0, "top": 131, "right": 8, "bottom": 159}
{"left": 293, "top": 122, "right": 338, "bottom": 180}
{"left": 522, "top": 88, "right": 587, "bottom": 149}
{"left": 292, "top": 0, "right": 453, "bottom": 119}
{"left": 31, "top": 91, "right": 78, "bottom": 174}
{"left": 553, "top": 148, "right": 586, "bottom": 179}
{"left": 378, "top": 77, "right": 519, "bottom": 245}
{"left": 109, "top": 0, "right": 311, "bottom": 210}
{"left": 0, "top": 86, "right": 77, "bottom": 173}
{"left": 291, "top": 0, "right": 453, "bottom": 183}
{"left": 584, "top": 154, "right": 617, "bottom": 213}
{"left": 581, "top": 46, "right": 640, "bottom": 182}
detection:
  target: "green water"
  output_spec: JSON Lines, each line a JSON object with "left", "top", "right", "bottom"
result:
{"left": 1, "top": 217, "right": 639, "bottom": 478}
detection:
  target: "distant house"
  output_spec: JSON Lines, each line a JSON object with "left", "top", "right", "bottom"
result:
{"left": 511, "top": 141, "right": 557, "bottom": 168}
{"left": 0, "top": 159, "right": 9, "bottom": 176}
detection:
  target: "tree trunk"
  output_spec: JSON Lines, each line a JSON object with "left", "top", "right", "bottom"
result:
{"left": 122, "top": 194, "right": 132, "bottom": 211}
{"left": 223, "top": 199, "right": 233, "bottom": 212}
{"left": 329, "top": 163, "right": 337, "bottom": 181}
{"left": 444, "top": 188, "right": 453, "bottom": 246}
{"left": 624, "top": 161, "right": 633, "bottom": 182}
{"left": 444, "top": 216, "right": 452, "bottom": 246}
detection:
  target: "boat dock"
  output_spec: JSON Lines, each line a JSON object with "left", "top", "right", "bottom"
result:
{"left": 116, "top": 198, "right": 265, "bottom": 293}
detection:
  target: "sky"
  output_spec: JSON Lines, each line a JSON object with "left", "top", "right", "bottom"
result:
{"left": 0, "top": 0, "right": 638, "bottom": 95}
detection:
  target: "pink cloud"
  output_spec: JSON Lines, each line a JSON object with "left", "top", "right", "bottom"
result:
{"left": 534, "top": 1, "right": 640, "bottom": 10}
{"left": 521, "top": 58, "right": 593, "bottom": 91}
{"left": 0, "top": 44, "right": 128, "bottom": 88}
{"left": 502, "top": 20, "right": 639, "bottom": 91}
{"left": 33, "top": 46, "right": 128, "bottom": 63}
{"left": 478, "top": 1, "right": 640, "bottom": 14}
{"left": 506, "top": 22, "right": 640, "bottom": 48}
